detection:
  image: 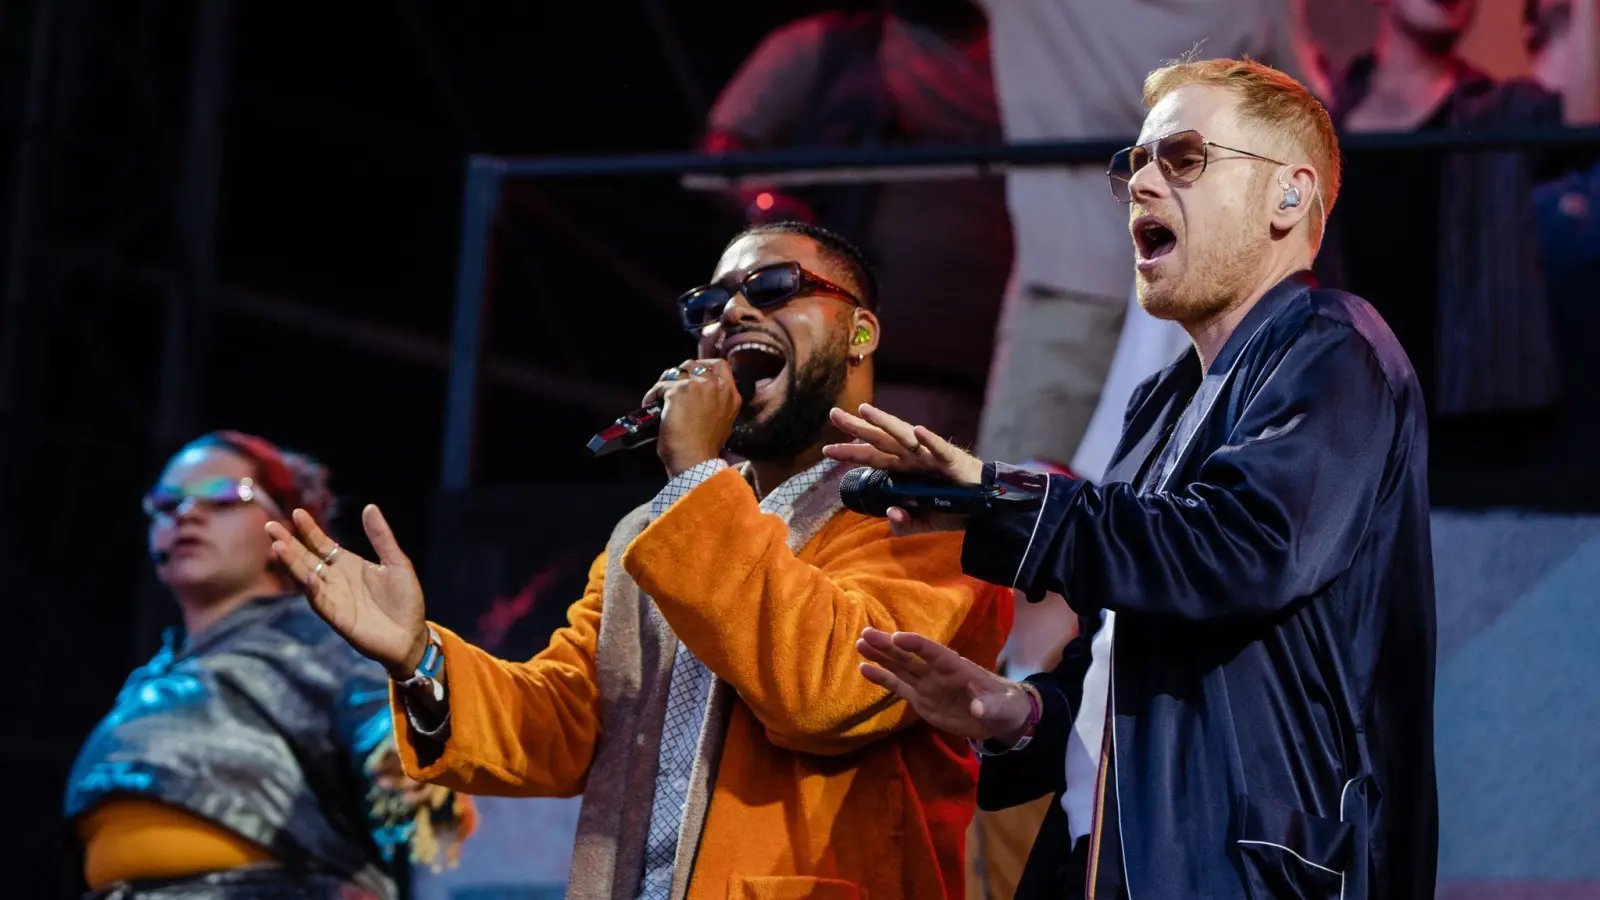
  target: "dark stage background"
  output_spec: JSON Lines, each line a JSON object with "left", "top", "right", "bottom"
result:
{"left": 3, "top": 1, "right": 1598, "bottom": 897}
{"left": 0, "top": 2, "right": 866, "bottom": 894}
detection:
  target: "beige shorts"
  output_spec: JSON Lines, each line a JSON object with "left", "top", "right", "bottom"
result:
{"left": 977, "top": 279, "right": 1127, "bottom": 464}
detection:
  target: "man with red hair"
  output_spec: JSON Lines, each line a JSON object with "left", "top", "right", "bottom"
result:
{"left": 832, "top": 57, "right": 1438, "bottom": 900}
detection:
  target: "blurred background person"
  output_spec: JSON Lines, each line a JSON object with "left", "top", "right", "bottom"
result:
{"left": 1322, "top": 0, "right": 1598, "bottom": 464}
{"left": 64, "top": 431, "right": 474, "bottom": 900}
{"left": 1529, "top": 0, "right": 1600, "bottom": 474}
{"left": 703, "top": 0, "right": 1013, "bottom": 448}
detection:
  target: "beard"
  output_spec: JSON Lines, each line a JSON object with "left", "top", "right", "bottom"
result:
{"left": 1138, "top": 184, "right": 1273, "bottom": 325}
{"left": 726, "top": 328, "right": 850, "bottom": 463}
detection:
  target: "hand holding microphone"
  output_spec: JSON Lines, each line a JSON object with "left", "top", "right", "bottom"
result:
{"left": 586, "top": 358, "right": 759, "bottom": 477}
{"left": 650, "top": 358, "right": 749, "bottom": 478}
{"left": 823, "top": 404, "right": 987, "bottom": 535}
{"left": 588, "top": 359, "right": 757, "bottom": 463}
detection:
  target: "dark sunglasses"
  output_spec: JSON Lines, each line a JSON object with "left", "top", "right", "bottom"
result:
{"left": 1107, "top": 129, "right": 1286, "bottom": 204}
{"left": 677, "top": 261, "right": 863, "bottom": 332}
{"left": 142, "top": 476, "right": 284, "bottom": 521}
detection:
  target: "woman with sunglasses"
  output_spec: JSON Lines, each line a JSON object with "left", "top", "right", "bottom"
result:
{"left": 65, "top": 431, "right": 473, "bottom": 900}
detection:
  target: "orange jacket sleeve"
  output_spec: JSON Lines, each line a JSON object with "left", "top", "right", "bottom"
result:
{"left": 622, "top": 467, "right": 1010, "bottom": 756}
{"left": 389, "top": 553, "right": 607, "bottom": 797}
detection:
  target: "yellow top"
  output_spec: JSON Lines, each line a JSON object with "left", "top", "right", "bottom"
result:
{"left": 78, "top": 797, "right": 275, "bottom": 889}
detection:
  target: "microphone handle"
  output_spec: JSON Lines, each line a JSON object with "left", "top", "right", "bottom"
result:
{"left": 878, "top": 478, "right": 998, "bottom": 516}
{"left": 587, "top": 404, "right": 663, "bottom": 457}
{"left": 839, "top": 467, "right": 1050, "bottom": 518}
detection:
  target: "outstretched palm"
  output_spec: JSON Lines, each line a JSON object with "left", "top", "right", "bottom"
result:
{"left": 266, "top": 505, "right": 428, "bottom": 677}
{"left": 856, "top": 627, "right": 1032, "bottom": 743}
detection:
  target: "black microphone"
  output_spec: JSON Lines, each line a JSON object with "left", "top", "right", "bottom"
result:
{"left": 838, "top": 466, "right": 1048, "bottom": 518}
{"left": 587, "top": 370, "right": 758, "bottom": 457}
{"left": 151, "top": 550, "right": 170, "bottom": 564}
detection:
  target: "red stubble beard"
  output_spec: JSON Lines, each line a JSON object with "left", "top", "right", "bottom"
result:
{"left": 1137, "top": 217, "right": 1270, "bottom": 327}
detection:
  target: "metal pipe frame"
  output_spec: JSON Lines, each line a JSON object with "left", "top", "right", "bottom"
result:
{"left": 438, "top": 125, "right": 1600, "bottom": 489}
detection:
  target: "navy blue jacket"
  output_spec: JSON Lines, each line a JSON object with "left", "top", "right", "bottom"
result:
{"left": 964, "top": 274, "right": 1438, "bottom": 900}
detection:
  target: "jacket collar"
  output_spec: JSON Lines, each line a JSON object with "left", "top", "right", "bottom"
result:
{"left": 1146, "top": 269, "right": 1316, "bottom": 394}
{"left": 1105, "top": 272, "right": 1316, "bottom": 485}
{"left": 1206, "top": 270, "right": 1317, "bottom": 377}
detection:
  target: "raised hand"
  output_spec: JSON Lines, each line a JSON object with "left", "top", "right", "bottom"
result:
{"left": 266, "top": 505, "right": 428, "bottom": 678}
{"left": 824, "top": 403, "right": 983, "bottom": 535}
{"left": 856, "top": 627, "right": 1033, "bottom": 744}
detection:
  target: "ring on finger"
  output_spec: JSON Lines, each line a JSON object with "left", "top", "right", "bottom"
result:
{"left": 663, "top": 368, "right": 681, "bottom": 381}
{"left": 313, "top": 560, "right": 326, "bottom": 578}
{"left": 690, "top": 364, "right": 709, "bottom": 377}
{"left": 321, "top": 544, "right": 341, "bottom": 566}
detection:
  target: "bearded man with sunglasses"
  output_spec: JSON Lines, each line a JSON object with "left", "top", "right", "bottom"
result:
{"left": 267, "top": 221, "right": 1012, "bottom": 900}
{"left": 827, "top": 59, "right": 1438, "bottom": 900}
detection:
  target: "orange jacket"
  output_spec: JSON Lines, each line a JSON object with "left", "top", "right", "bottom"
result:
{"left": 393, "top": 468, "right": 1012, "bottom": 899}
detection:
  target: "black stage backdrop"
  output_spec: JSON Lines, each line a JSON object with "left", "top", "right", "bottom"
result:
{"left": 423, "top": 479, "right": 661, "bottom": 661}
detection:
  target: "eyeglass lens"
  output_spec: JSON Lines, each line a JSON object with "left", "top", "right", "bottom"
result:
{"left": 1110, "top": 131, "right": 1207, "bottom": 202}
{"left": 680, "top": 264, "right": 803, "bottom": 329}
{"left": 143, "top": 478, "right": 247, "bottom": 517}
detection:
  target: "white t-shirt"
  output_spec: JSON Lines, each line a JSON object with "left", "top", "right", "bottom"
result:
{"left": 1062, "top": 610, "right": 1114, "bottom": 840}
{"left": 976, "top": 0, "right": 1312, "bottom": 299}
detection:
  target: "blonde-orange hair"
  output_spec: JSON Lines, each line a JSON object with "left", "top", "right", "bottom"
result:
{"left": 1143, "top": 56, "right": 1340, "bottom": 242}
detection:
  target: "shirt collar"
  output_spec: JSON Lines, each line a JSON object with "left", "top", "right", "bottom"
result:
{"left": 757, "top": 458, "right": 839, "bottom": 517}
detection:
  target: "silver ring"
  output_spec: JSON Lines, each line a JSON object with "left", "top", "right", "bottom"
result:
{"left": 313, "top": 560, "right": 326, "bottom": 578}
{"left": 690, "top": 364, "right": 709, "bottom": 377}
{"left": 322, "top": 544, "right": 341, "bottom": 566}
{"left": 663, "top": 368, "right": 681, "bottom": 381}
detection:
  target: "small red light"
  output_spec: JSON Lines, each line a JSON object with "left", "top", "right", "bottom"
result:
{"left": 755, "top": 192, "right": 775, "bottom": 211}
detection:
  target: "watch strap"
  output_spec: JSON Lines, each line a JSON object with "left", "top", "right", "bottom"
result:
{"left": 395, "top": 626, "right": 445, "bottom": 703}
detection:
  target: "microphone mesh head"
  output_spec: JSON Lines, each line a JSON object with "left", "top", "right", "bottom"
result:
{"left": 838, "top": 466, "right": 892, "bottom": 516}
{"left": 839, "top": 467, "right": 868, "bottom": 514}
